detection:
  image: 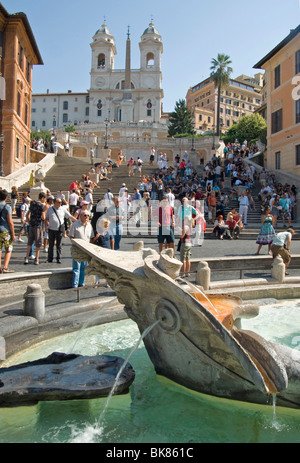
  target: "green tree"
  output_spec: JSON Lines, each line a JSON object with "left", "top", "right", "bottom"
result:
{"left": 235, "top": 113, "right": 267, "bottom": 144}
{"left": 210, "top": 54, "right": 233, "bottom": 137}
{"left": 31, "top": 129, "right": 52, "bottom": 144}
{"left": 222, "top": 124, "right": 238, "bottom": 145}
{"left": 168, "top": 99, "right": 194, "bottom": 137}
{"left": 65, "top": 125, "right": 76, "bottom": 133}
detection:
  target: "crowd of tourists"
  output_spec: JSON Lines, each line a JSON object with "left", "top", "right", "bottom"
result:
{"left": 31, "top": 134, "right": 57, "bottom": 154}
{"left": 0, "top": 140, "right": 297, "bottom": 283}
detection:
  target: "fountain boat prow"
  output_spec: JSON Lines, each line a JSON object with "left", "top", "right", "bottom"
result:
{"left": 71, "top": 239, "right": 300, "bottom": 409}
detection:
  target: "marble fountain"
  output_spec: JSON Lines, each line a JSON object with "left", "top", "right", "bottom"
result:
{"left": 62, "top": 239, "right": 300, "bottom": 410}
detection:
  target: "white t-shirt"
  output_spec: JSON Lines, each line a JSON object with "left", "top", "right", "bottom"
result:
{"left": 46, "top": 206, "right": 71, "bottom": 231}
{"left": 20, "top": 202, "right": 29, "bottom": 220}
{"left": 69, "top": 220, "right": 93, "bottom": 241}
{"left": 272, "top": 232, "right": 292, "bottom": 247}
{"left": 69, "top": 192, "right": 79, "bottom": 206}
{"left": 166, "top": 192, "right": 175, "bottom": 208}
{"left": 85, "top": 192, "right": 93, "bottom": 205}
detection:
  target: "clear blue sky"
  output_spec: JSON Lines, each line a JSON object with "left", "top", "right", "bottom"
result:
{"left": 6, "top": 0, "right": 300, "bottom": 112}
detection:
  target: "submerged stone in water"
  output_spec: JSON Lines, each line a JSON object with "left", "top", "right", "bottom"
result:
{"left": 0, "top": 352, "right": 135, "bottom": 407}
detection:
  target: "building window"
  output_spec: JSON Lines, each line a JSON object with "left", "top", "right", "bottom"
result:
{"left": 97, "top": 53, "right": 105, "bottom": 68}
{"left": 296, "top": 145, "right": 300, "bottom": 166}
{"left": 296, "top": 50, "right": 300, "bottom": 75}
{"left": 146, "top": 52, "right": 154, "bottom": 68}
{"left": 63, "top": 101, "right": 68, "bottom": 110}
{"left": 98, "top": 109, "right": 102, "bottom": 117}
{"left": 18, "top": 43, "right": 24, "bottom": 70}
{"left": 17, "top": 92, "right": 21, "bottom": 116}
{"left": 16, "top": 137, "right": 20, "bottom": 159}
{"left": 146, "top": 100, "right": 152, "bottom": 117}
{"left": 32, "top": 120, "right": 36, "bottom": 127}
{"left": 86, "top": 95, "right": 89, "bottom": 104}
{"left": 24, "top": 145, "right": 27, "bottom": 164}
{"left": 63, "top": 113, "right": 68, "bottom": 123}
{"left": 42, "top": 121, "right": 46, "bottom": 127}
{"left": 25, "top": 104, "right": 28, "bottom": 126}
{"left": 85, "top": 107, "right": 89, "bottom": 116}
{"left": 271, "top": 108, "right": 283, "bottom": 133}
{"left": 274, "top": 65, "right": 281, "bottom": 89}
{"left": 275, "top": 151, "right": 281, "bottom": 170}
{"left": 26, "top": 61, "right": 31, "bottom": 84}
{"left": 296, "top": 100, "right": 300, "bottom": 124}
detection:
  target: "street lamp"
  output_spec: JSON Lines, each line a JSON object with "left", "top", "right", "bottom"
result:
{"left": 104, "top": 118, "right": 109, "bottom": 149}
{"left": 220, "top": 121, "right": 224, "bottom": 140}
{"left": 191, "top": 120, "right": 195, "bottom": 152}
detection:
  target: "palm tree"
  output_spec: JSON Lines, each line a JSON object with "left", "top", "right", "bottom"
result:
{"left": 210, "top": 54, "right": 233, "bottom": 137}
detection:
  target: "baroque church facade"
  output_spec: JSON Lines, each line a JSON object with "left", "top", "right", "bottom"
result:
{"left": 31, "top": 21, "right": 165, "bottom": 130}
{"left": 89, "top": 22, "right": 164, "bottom": 124}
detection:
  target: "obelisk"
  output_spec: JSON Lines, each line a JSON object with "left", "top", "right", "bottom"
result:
{"left": 121, "top": 26, "right": 134, "bottom": 122}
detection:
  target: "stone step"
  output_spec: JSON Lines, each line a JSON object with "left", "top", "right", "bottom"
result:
{"left": 10, "top": 156, "right": 298, "bottom": 227}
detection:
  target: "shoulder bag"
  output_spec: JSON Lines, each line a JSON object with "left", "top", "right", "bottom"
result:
{"left": 52, "top": 206, "right": 65, "bottom": 233}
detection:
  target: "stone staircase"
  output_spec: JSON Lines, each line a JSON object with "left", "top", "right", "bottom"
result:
{"left": 17, "top": 156, "right": 157, "bottom": 204}
{"left": 13, "top": 156, "right": 298, "bottom": 238}
{"left": 222, "top": 176, "right": 263, "bottom": 225}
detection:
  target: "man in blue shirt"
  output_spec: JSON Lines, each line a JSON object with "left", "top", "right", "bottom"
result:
{"left": 279, "top": 193, "right": 292, "bottom": 228}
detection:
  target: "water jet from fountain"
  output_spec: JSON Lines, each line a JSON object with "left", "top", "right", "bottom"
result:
{"left": 67, "top": 297, "right": 118, "bottom": 354}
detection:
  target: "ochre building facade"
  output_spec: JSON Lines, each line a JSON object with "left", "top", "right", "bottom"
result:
{"left": 0, "top": 4, "right": 42, "bottom": 175}
{"left": 254, "top": 25, "right": 300, "bottom": 178}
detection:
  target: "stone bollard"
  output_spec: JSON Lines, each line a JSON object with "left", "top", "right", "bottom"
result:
{"left": 133, "top": 241, "right": 144, "bottom": 251}
{"left": 271, "top": 256, "right": 285, "bottom": 283}
{"left": 196, "top": 261, "right": 211, "bottom": 291}
{"left": 158, "top": 250, "right": 182, "bottom": 279}
{"left": 23, "top": 284, "right": 45, "bottom": 323}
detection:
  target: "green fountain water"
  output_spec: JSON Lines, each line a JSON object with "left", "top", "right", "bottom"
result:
{"left": 0, "top": 299, "right": 300, "bottom": 443}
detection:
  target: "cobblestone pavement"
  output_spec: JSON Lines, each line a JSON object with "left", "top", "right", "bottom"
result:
{"left": 1, "top": 233, "right": 299, "bottom": 316}
{"left": 8, "top": 231, "right": 300, "bottom": 273}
